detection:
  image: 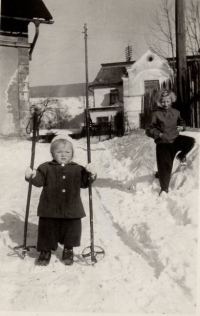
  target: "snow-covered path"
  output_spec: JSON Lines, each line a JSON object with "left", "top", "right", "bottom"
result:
{"left": 0, "top": 130, "right": 199, "bottom": 315}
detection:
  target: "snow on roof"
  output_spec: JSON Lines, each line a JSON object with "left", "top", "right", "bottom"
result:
{"left": 89, "top": 61, "right": 135, "bottom": 88}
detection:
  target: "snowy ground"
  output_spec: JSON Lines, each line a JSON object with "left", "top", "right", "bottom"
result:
{"left": 0, "top": 130, "right": 199, "bottom": 316}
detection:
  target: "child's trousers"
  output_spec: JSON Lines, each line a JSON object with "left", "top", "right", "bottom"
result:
{"left": 37, "top": 217, "right": 82, "bottom": 252}
{"left": 156, "top": 135, "right": 195, "bottom": 191}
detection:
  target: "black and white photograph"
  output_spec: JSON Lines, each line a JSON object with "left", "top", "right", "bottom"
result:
{"left": 0, "top": 0, "right": 200, "bottom": 315}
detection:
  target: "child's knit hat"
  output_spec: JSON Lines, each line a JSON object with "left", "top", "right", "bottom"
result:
{"left": 51, "top": 134, "right": 74, "bottom": 144}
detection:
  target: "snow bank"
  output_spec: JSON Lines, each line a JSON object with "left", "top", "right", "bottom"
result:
{"left": 91, "top": 130, "right": 199, "bottom": 312}
{"left": 0, "top": 129, "right": 199, "bottom": 314}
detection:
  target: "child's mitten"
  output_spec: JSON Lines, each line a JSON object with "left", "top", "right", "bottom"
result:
{"left": 25, "top": 167, "right": 36, "bottom": 179}
{"left": 85, "top": 163, "right": 97, "bottom": 177}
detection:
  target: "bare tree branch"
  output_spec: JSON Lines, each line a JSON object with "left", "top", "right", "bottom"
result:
{"left": 146, "top": 0, "right": 200, "bottom": 59}
{"left": 185, "top": 0, "right": 200, "bottom": 54}
{"left": 145, "top": 0, "right": 176, "bottom": 70}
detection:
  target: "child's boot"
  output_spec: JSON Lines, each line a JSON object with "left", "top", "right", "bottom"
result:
{"left": 176, "top": 153, "right": 187, "bottom": 165}
{"left": 155, "top": 171, "right": 159, "bottom": 178}
{"left": 159, "top": 188, "right": 168, "bottom": 196}
{"left": 37, "top": 251, "right": 51, "bottom": 266}
{"left": 62, "top": 247, "right": 74, "bottom": 266}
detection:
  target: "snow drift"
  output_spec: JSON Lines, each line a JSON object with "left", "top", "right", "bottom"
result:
{"left": 0, "top": 129, "right": 199, "bottom": 315}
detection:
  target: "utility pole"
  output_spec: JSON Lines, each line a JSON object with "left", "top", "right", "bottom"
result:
{"left": 175, "top": 0, "right": 188, "bottom": 121}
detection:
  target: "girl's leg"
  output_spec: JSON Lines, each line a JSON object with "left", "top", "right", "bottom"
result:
{"left": 59, "top": 218, "right": 82, "bottom": 248}
{"left": 37, "top": 217, "right": 59, "bottom": 252}
{"left": 156, "top": 143, "right": 174, "bottom": 192}
{"left": 59, "top": 219, "right": 82, "bottom": 265}
{"left": 173, "top": 135, "right": 195, "bottom": 160}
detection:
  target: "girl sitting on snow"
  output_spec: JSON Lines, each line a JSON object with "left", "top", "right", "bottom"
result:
{"left": 25, "top": 135, "right": 97, "bottom": 266}
{"left": 145, "top": 89, "right": 195, "bottom": 196}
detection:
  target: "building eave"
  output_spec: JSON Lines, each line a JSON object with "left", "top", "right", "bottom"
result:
{"left": 101, "top": 61, "right": 135, "bottom": 67}
{"left": 89, "top": 106, "right": 121, "bottom": 112}
{"left": 89, "top": 82, "right": 122, "bottom": 89}
{"left": 1, "top": 0, "right": 53, "bottom": 21}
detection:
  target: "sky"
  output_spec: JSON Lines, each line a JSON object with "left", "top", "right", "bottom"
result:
{"left": 29, "top": 0, "right": 167, "bottom": 87}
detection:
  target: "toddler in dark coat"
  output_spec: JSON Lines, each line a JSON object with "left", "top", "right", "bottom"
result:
{"left": 146, "top": 89, "right": 195, "bottom": 196}
{"left": 25, "top": 134, "right": 97, "bottom": 266}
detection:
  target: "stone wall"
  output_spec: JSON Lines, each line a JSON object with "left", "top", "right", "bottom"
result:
{"left": 18, "top": 46, "right": 30, "bottom": 136}
{"left": 0, "top": 35, "right": 30, "bottom": 137}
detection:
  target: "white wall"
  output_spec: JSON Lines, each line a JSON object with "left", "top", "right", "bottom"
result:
{"left": 122, "top": 50, "right": 174, "bottom": 130}
{"left": 123, "top": 69, "right": 173, "bottom": 129}
{"left": 129, "top": 69, "right": 171, "bottom": 96}
{"left": 93, "top": 86, "right": 123, "bottom": 107}
{"left": 90, "top": 109, "right": 118, "bottom": 123}
{"left": 94, "top": 88, "right": 111, "bottom": 107}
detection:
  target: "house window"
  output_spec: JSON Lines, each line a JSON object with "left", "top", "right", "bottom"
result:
{"left": 144, "top": 80, "right": 159, "bottom": 93}
{"left": 97, "top": 116, "right": 109, "bottom": 123}
{"left": 110, "top": 89, "right": 119, "bottom": 105}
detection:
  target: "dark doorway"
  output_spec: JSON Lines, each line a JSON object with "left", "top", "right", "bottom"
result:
{"left": 140, "top": 80, "right": 160, "bottom": 129}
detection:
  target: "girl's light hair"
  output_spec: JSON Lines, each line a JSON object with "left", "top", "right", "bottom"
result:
{"left": 155, "top": 89, "right": 177, "bottom": 106}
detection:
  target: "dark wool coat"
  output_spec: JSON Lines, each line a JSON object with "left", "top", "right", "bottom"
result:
{"left": 146, "top": 107, "right": 186, "bottom": 143}
{"left": 27, "top": 161, "right": 91, "bottom": 219}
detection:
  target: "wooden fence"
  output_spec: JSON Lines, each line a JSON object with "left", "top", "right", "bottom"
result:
{"left": 187, "top": 59, "right": 200, "bottom": 127}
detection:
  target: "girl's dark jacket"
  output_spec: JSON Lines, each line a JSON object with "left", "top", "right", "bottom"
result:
{"left": 26, "top": 161, "right": 92, "bottom": 219}
{"left": 145, "top": 106, "right": 186, "bottom": 143}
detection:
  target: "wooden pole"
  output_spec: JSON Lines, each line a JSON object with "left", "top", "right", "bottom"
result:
{"left": 14, "top": 111, "right": 38, "bottom": 258}
{"left": 22, "top": 112, "right": 38, "bottom": 257}
{"left": 83, "top": 23, "right": 97, "bottom": 263}
{"left": 175, "top": 0, "right": 188, "bottom": 122}
{"left": 84, "top": 23, "right": 91, "bottom": 162}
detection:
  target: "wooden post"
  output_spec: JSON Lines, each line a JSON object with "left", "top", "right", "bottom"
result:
{"left": 83, "top": 23, "right": 97, "bottom": 263}
{"left": 175, "top": 0, "right": 188, "bottom": 122}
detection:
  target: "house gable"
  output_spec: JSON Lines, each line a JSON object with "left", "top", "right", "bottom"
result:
{"left": 125, "top": 49, "right": 173, "bottom": 79}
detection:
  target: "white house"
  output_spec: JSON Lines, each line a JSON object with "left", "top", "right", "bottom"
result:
{"left": 89, "top": 60, "right": 134, "bottom": 125}
{"left": 89, "top": 49, "right": 174, "bottom": 131}
{"left": 123, "top": 49, "right": 173, "bottom": 129}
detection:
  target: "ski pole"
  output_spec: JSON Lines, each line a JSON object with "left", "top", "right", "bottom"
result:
{"left": 82, "top": 24, "right": 105, "bottom": 263}
{"left": 81, "top": 110, "right": 105, "bottom": 263}
{"left": 86, "top": 108, "right": 96, "bottom": 263}
{"left": 14, "top": 110, "right": 38, "bottom": 258}
{"left": 23, "top": 111, "right": 38, "bottom": 256}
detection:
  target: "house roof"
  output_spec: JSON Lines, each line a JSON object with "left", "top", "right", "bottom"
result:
{"left": 89, "top": 61, "right": 135, "bottom": 88}
{"left": 1, "top": 0, "right": 53, "bottom": 20}
{"left": 90, "top": 53, "right": 200, "bottom": 89}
